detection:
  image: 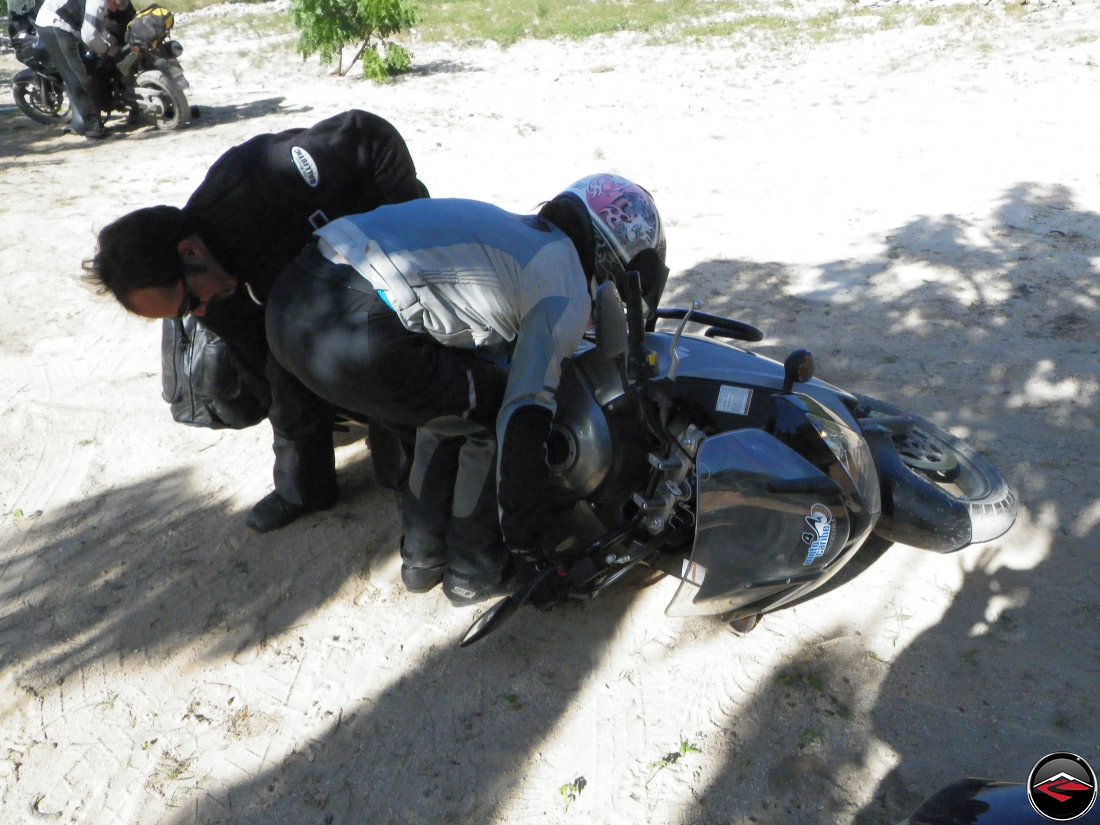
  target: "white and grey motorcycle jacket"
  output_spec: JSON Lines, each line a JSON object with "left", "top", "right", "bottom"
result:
{"left": 316, "top": 198, "right": 592, "bottom": 546}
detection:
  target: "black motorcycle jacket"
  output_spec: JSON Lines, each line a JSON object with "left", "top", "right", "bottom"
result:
{"left": 179, "top": 109, "right": 429, "bottom": 509}
{"left": 184, "top": 109, "right": 429, "bottom": 303}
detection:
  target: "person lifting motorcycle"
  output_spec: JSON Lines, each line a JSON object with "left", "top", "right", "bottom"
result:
{"left": 288, "top": 174, "right": 668, "bottom": 606}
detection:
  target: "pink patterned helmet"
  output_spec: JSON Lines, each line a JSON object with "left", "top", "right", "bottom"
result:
{"left": 558, "top": 174, "right": 666, "bottom": 290}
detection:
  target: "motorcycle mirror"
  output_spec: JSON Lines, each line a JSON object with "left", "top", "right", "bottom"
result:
{"left": 782, "top": 349, "right": 815, "bottom": 392}
{"left": 668, "top": 300, "right": 703, "bottom": 382}
{"left": 593, "top": 281, "right": 628, "bottom": 360}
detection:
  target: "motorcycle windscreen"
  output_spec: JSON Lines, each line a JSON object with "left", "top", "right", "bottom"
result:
{"left": 666, "top": 428, "right": 851, "bottom": 618}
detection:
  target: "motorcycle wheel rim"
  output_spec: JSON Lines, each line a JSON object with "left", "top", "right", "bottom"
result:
{"left": 894, "top": 427, "right": 961, "bottom": 481}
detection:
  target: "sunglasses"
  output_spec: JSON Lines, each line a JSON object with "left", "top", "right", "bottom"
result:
{"left": 174, "top": 277, "right": 202, "bottom": 319}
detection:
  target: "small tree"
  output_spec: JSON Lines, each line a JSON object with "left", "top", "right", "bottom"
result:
{"left": 290, "top": 0, "right": 419, "bottom": 82}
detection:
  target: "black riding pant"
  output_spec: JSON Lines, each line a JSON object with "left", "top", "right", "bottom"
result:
{"left": 400, "top": 421, "right": 506, "bottom": 584}
{"left": 38, "top": 26, "right": 101, "bottom": 134}
{"left": 266, "top": 245, "right": 508, "bottom": 582}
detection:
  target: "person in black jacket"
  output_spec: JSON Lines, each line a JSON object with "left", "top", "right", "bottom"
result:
{"left": 86, "top": 109, "right": 428, "bottom": 534}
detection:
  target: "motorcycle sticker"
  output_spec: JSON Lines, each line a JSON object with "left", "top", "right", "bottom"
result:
{"left": 291, "top": 146, "right": 320, "bottom": 188}
{"left": 715, "top": 385, "right": 752, "bottom": 416}
{"left": 802, "top": 503, "right": 834, "bottom": 566}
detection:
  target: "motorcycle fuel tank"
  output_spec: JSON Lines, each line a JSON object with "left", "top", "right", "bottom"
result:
{"left": 666, "top": 428, "right": 851, "bottom": 617}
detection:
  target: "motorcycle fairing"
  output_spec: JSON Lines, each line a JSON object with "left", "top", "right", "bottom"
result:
{"left": 862, "top": 425, "right": 973, "bottom": 552}
{"left": 643, "top": 332, "right": 860, "bottom": 426}
{"left": 665, "top": 428, "right": 851, "bottom": 618}
{"left": 900, "top": 778, "right": 1098, "bottom": 824}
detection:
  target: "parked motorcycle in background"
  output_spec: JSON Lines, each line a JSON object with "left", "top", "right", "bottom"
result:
{"left": 11, "top": 4, "right": 192, "bottom": 131}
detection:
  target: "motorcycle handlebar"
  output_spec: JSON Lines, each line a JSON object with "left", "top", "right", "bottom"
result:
{"left": 654, "top": 307, "right": 765, "bottom": 343}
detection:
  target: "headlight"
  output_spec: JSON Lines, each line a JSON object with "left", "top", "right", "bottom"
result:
{"left": 808, "top": 413, "right": 881, "bottom": 517}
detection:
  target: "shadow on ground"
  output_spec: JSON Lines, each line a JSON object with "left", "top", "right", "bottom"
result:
{"left": 1, "top": 182, "right": 1095, "bottom": 823}
{"left": 0, "top": 94, "right": 307, "bottom": 161}
{"left": 0, "top": 443, "right": 388, "bottom": 690}
{"left": 666, "top": 181, "right": 1100, "bottom": 823}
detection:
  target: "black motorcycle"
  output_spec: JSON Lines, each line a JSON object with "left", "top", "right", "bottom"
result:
{"left": 901, "top": 776, "right": 1100, "bottom": 824}
{"left": 11, "top": 4, "right": 191, "bottom": 131}
{"left": 463, "top": 275, "right": 1018, "bottom": 645}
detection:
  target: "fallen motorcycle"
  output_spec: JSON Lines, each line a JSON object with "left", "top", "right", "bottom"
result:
{"left": 463, "top": 275, "right": 1018, "bottom": 645}
{"left": 11, "top": 4, "right": 192, "bottom": 131}
{"left": 900, "top": 776, "right": 1100, "bottom": 824}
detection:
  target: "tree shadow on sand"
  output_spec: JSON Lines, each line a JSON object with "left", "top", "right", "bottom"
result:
{"left": 0, "top": 448, "right": 390, "bottom": 693}
{"left": 0, "top": 105, "right": 113, "bottom": 162}
{"left": 185, "top": 96, "right": 312, "bottom": 129}
{"left": 2, "top": 182, "right": 1094, "bottom": 823}
{"left": 0, "top": 95, "right": 305, "bottom": 162}
{"left": 669, "top": 181, "right": 1100, "bottom": 823}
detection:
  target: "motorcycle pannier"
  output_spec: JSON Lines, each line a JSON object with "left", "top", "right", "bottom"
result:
{"left": 127, "top": 4, "right": 174, "bottom": 48}
{"left": 161, "top": 316, "right": 270, "bottom": 430}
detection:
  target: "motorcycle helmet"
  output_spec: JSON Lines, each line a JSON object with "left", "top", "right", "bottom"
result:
{"left": 548, "top": 174, "right": 669, "bottom": 318}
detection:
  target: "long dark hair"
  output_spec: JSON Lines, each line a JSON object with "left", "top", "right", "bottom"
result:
{"left": 83, "top": 205, "right": 197, "bottom": 311}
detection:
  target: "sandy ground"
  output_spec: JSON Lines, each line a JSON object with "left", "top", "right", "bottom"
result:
{"left": 1, "top": 1, "right": 1098, "bottom": 823}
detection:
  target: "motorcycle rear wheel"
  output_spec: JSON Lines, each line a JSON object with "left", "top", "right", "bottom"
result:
{"left": 857, "top": 395, "right": 1018, "bottom": 548}
{"left": 13, "top": 72, "right": 72, "bottom": 125}
{"left": 136, "top": 75, "right": 190, "bottom": 130}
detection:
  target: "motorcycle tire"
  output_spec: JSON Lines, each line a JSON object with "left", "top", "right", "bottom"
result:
{"left": 12, "top": 70, "right": 72, "bottom": 126}
{"left": 136, "top": 75, "right": 190, "bottom": 130}
{"left": 856, "top": 395, "right": 1018, "bottom": 550}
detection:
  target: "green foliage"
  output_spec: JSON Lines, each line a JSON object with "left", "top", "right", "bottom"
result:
{"left": 644, "top": 739, "right": 702, "bottom": 786}
{"left": 290, "top": 0, "right": 419, "bottom": 80}
{"left": 359, "top": 42, "right": 414, "bottom": 81}
{"left": 558, "top": 776, "right": 587, "bottom": 810}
